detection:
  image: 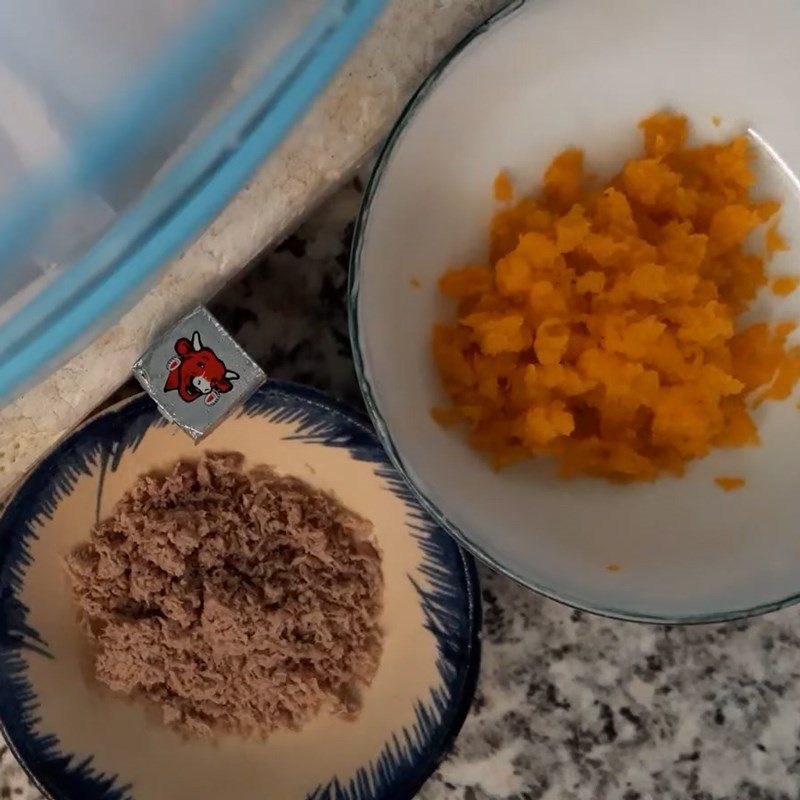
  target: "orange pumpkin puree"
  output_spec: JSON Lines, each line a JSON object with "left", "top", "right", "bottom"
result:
{"left": 494, "top": 170, "right": 514, "bottom": 202}
{"left": 432, "top": 112, "right": 800, "bottom": 481}
{"left": 714, "top": 476, "right": 746, "bottom": 492}
{"left": 772, "top": 276, "right": 799, "bottom": 297}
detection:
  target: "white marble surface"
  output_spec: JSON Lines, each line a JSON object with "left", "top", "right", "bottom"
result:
{"left": 0, "top": 0, "right": 507, "bottom": 498}
{"left": 4, "top": 163, "right": 800, "bottom": 800}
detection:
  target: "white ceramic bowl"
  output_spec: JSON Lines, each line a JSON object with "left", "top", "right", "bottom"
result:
{"left": 0, "top": 384, "right": 480, "bottom": 800}
{"left": 350, "top": 0, "right": 800, "bottom": 623}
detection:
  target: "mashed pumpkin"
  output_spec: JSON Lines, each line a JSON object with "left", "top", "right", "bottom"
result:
{"left": 432, "top": 112, "right": 800, "bottom": 481}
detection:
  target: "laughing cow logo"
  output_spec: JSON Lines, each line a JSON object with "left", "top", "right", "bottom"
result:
{"left": 164, "top": 331, "right": 239, "bottom": 406}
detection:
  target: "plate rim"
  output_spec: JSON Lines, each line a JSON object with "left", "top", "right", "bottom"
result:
{"left": 0, "top": 382, "right": 481, "bottom": 800}
{"left": 346, "top": 0, "right": 800, "bottom": 626}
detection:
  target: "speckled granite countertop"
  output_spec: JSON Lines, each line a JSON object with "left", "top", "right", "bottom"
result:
{"left": 5, "top": 175, "right": 800, "bottom": 800}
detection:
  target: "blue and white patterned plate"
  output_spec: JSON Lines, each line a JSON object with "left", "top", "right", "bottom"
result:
{"left": 0, "top": 382, "right": 481, "bottom": 800}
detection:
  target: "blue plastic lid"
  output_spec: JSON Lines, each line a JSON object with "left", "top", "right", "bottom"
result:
{"left": 0, "top": 0, "right": 385, "bottom": 404}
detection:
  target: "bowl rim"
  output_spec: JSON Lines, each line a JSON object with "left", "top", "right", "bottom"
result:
{"left": 346, "top": 0, "right": 800, "bottom": 626}
{"left": 0, "top": 383, "right": 482, "bottom": 800}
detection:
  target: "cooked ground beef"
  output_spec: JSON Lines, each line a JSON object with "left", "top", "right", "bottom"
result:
{"left": 67, "top": 452, "right": 384, "bottom": 739}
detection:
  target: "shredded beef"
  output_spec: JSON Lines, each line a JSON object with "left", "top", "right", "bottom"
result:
{"left": 67, "top": 452, "right": 384, "bottom": 739}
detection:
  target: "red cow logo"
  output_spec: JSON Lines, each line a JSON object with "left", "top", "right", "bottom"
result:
{"left": 163, "top": 331, "right": 239, "bottom": 404}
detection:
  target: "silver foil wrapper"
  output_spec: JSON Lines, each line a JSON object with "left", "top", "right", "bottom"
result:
{"left": 132, "top": 306, "right": 266, "bottom": 440}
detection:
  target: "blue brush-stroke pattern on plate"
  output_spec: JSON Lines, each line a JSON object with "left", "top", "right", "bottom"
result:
{"left": 0, "top": 382, "right": 481, "bottom": 800}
